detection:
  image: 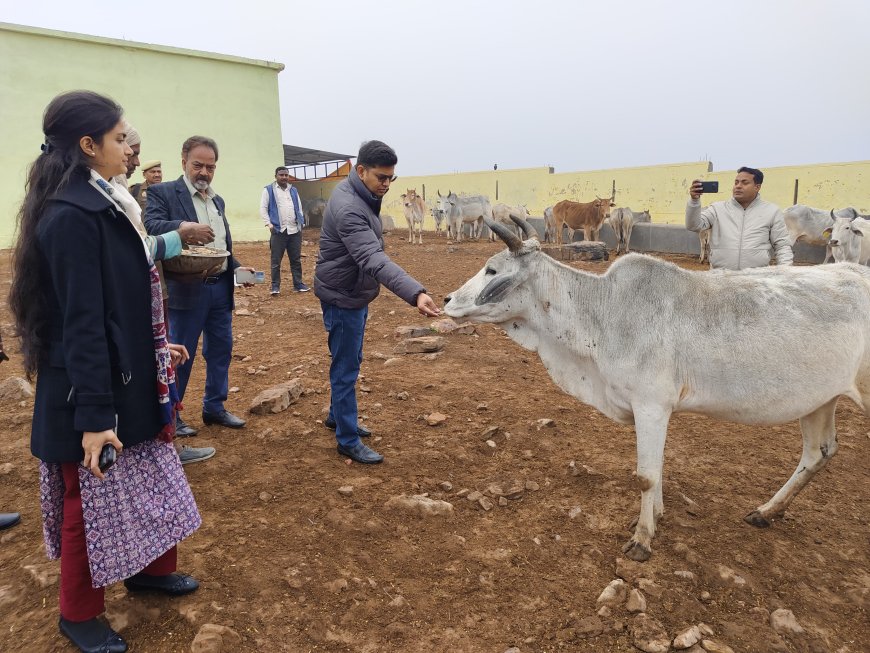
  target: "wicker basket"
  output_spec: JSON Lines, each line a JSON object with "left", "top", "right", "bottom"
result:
{"left": 162, "top": 246, "right": 229, "bottom": 275}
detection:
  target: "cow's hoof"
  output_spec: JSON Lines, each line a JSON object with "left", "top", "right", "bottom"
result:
{"left": 627, "top": 516, "right": 639, "bottom": 532}
{"left": 744, "top": 510, "right": 771, "bottom": 528}
{"left": 621, "top": 539, "right": 652, "bottom": 562}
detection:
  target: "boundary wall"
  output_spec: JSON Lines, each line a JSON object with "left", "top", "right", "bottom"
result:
{"left": 296, "top": 160, "right": 870, "bottom": 232}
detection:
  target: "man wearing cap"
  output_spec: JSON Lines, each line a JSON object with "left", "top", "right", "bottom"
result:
{"left": 131, "top": 160, "right": 162, "bottom": 212}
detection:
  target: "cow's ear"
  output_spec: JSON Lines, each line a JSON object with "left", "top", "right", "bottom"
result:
{"left": 822, "top": 228, "right": 832, "bottom": 239}
{"left": 852, "top": 229, "right": 864, "bottom": 237}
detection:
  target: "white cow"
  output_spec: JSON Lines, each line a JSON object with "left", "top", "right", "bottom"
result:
{"left": 543, "top": 206, "right": 557, "bottom": 243}
{"left": 445, "top": 215, "right": 870, "bottom": 561}
{"left": 431, "top": 207, "right": 446, "bottom": 237}
{"left": 436, "top": 190, "right": 491, "bottom": 242}
{"left": 826, "top": 216, "right": 870, "bottom": 264}
{"left": 783, "top": 205, "right": 859, "bottom": 264}
{"left": 609, "top": 207, "right": 651, "bottom": 255}
{"left": 698, "top": 228, "right": 711, "bottom": 266}
{"left": 401, "top": 189, "right": 425, "bottom": 245}
{"left": 491, "top": 203, "right": 530, "bottom": 240}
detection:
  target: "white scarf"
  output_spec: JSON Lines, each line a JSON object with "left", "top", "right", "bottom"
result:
{"left": 88, "top": 169, "right": 151, "bottom": 260}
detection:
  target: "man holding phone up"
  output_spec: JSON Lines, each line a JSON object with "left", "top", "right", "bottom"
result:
{"left": 686, "top": 166, "right": 793, "bottom": 270}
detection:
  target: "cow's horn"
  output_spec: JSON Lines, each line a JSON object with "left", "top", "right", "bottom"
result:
{"left": 831, "top": 209, "right": 836, "bottom": 220}
{"left": 485, "top": 217, "right": 522, "bottom": 252}
{"left": 509, "top": 213, "right": 537, "bottom": 240}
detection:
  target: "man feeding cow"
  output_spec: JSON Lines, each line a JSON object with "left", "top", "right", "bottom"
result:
{"left": 445, "top": 213, "right": 870, "bottom": 561}
{"left": 686, "top": 166, "right": 793, "bottom": 270}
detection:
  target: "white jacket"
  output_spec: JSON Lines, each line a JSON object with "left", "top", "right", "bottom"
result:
{"left": 686, "top": 195, "right": 793, "bottom": 270}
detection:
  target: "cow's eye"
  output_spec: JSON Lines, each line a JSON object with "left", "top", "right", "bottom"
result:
{"left": 485, "top": 267, "right": 497, "bottom": 275}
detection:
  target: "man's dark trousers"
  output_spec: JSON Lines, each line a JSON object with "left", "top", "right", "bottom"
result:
{"left": 270, "top": 230, "right": 303, "bottom": 290}
{"left": 321, "top": 301, "right": 367, "bottom": 448}
{"left": 170, "top": 274, "right": 233, "bottom": 415}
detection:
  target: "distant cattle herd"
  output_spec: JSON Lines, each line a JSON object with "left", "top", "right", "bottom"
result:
{"left": 388, "top": 189, "right": 869, "bottom": 265}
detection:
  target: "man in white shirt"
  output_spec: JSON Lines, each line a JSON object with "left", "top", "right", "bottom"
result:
{"left": 260, "top": 166, "right": 309, "bottom": 295}
{"left": 686, "top": 166, "right": 793, "bottom": 270}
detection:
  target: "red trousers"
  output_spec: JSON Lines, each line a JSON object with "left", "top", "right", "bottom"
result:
{"left": 59, "top": 462, "right": 177, "bottom": 622}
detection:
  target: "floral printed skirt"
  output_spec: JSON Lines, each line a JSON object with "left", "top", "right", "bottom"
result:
{"left": 40, "top": 438, "right": 201, "bottom": 588}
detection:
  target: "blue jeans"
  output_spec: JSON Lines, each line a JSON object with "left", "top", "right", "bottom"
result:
{"left": 170, "top": 279, "right": 233, "bottom": 414}
{"left": 321, "top": 301, "right": 367, "bottom": 448}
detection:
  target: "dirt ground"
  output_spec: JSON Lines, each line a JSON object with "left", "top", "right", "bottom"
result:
{"left": 0, "top": 233, "right": 867, "bottom": 653}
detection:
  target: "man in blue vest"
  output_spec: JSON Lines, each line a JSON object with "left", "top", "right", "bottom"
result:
{"left": 260, "top": 166, "right": 309, "bottom": 295}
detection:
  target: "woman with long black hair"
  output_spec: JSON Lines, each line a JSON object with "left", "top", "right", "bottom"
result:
{"left": 10, "top": 90, "right": 202, "bottom": 653}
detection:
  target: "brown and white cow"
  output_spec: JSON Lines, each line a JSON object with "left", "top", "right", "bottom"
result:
{"left": 552, "top": 193, "right": 616, "bottom": 244}
{"left": 401, "top": 188, "right": 426, "bottom": 244}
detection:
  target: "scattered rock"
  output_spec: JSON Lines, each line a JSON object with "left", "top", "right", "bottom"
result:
{"left": 680, "top": 492, "right": 702, "bottom": 516}
{"left": 0, "top": 463, "right": 12, "bottom": 475}
{"left": 249, "top": 379, "right": 304, "bottom": 415}
{"left": 525, "top": 481, "right": 540, "bottom": 491}
{"left": 503, "top": 648, "right": 522, "bottom": 653}
{"left": 228, "top": 386, "right": 240, "bottom": 393}
{"left": 534, "top": 418, "right": 555, "bottom": 430}
{"left": 700, "top": 640, "right": 735, "bottom": 653}
{"left": 0, "top": 377, "right": 33, "bottom": 403}
{"left": 234, "top": 308, "right": 253, "bottom": 316}
{"left": 576, "top": 616, "right": 604, "bottom": 637}
{"left": 674, "top": 570, "right": 696, "bottom": 581}
{"left": 672, "top": 625, "right": 702, "bottom": 649}
{"left": 498, "top": 496, "right": 508, "bottom": 507}
{"left": 597, "top": 605, "right": 612, "bottom": 618}
{"left": 23, "top": 563, "right": 59, "bottom": 588}
{"left": 485, "top": 439, "right": 497, "bottom": 448}
{"left": 700, "top": 591, "right": 712, "bottom": 603}
{"left": 389, "top": 595, "right": 408, "bottom": 608}
{"left": 630, "top": 613, "right": 671, "bottom": 653}
{"left": 325, "top": 578, "right": 348, "bottom": 593}
{"left": 698, "top": 623, "right": 714, "bottom": 637}
{"left": 467, "top": 491, "right": 483, "bottom": 502}
{"left": 770, "top": 608, "right": 805, "bottom": 635}
{"left": 478, "top": 497, "right": 494, "bottom": 511}
{"left": 258, "top": 491, "right": 272, "bottom": 501}
{"left": 394, "top": 325, "right": 432, "bottom": 339}
{"left": 439, "top": 481, "right": 453, "bottom": 492}
{"left": 425, "top": 412, "right": 447, "bottom": 426}
{"left": 637, "top": 578, "right": 664, "bottom": 598}
{"left": 568, "top": 506, "right": 584, "bottom": 520}
{"left": 477, "top": 402, "right": 489, "bottom": 411}
{"left": 485, "top": 483, "right": 505, "bottom": 497}
{"left": 504, "top": 483, "right": 524, "bottom": 499}
{"left": 626, "top": 588, "right": 647, "bottom": 613}
{"left": 596, "top": 579, "right": 627, "bottom": 607}
{"left": 191, "top": 624, "right": 242, "bottom": 653}
{"left": 383, "top": 357, "right": 403, "bottom": 366}
{"left": 396, "top": 391, "right": 410, "bottom": 400}
{"left": 393, "top": 335, "right": 445, "bottom": 354}
{"left": 615, "top": 557, "right": 644, "bottom": 582}
{"left": 715, "top": 564, "right": 746, "bottom": 587}
{"left": 241, "top": 355, "right": 252, "bottom": 362}
{"left": 384, "top": 494, "right": 454, "bottom": 517}
{"left": 337, "top": 486, "right": 353, "bottom": 497}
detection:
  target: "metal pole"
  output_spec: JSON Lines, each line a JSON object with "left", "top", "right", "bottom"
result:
{"left": 793, "top": 179, "right": 799, "bottom": 205}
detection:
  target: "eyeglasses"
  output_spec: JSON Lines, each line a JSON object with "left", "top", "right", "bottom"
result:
{"left": 371, "top": 172, "right": 397, "bottom": 183}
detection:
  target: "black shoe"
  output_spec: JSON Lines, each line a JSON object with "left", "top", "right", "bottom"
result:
{"left": 336, "top": 442, "right": 383, "bottom": 464}
{"left": 0, "top": 512, "right": 20, "bottom": 530}
{"left": 202, "top": 410, "right": 246, "bottom": 429}
{"left": 124, "top": 572, "right": 200, "bottom": 596}
{"left": 59, "top": 617, "right": 128, "bottom": 653}
{"left": 324, "top": 416, "right": 371, "bottom": 437}
{"left": 175, "top": 417, "right": 198, "bottom": 438}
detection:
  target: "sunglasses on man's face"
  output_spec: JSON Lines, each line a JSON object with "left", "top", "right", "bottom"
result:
{"left": 370, "top": 172, "right": 397, "bottom": 183}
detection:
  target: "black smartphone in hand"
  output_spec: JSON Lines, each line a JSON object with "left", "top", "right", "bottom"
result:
{"left": 699, "top": 181, "right": 719, "bottom": 193}
{"left": 98, "top": 443, "right": 116, "bottom": 473}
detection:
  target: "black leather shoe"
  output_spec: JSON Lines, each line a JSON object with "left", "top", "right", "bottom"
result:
{"left": 175, "top": 417, "right": 198, "bottom": 438}
{"left": 0, "top": 512, "right": 20, "bottom": 530}
{"left": 324, "top": 416, "right": 372, "bottom": 437}
{"left": 337, "top": 442, "right": 383, "bottom": 464}
{"left": 124, "top": 572, "right": 200, "bottom": 596}
{"left": 202, "top": 410, "right": 246, "bottom": 429}
{"left": 59, "top": 617, "right": 128, "bottom": 653}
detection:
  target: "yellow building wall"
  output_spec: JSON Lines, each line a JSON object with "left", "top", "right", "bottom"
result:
{"left": 0, "top": 23, "right": 285, "bottom": 247}
{"left": 296, "top": 159, "right": 869, "bottom": 231}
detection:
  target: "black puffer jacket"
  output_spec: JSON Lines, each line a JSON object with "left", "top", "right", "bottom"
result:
{"left": 314, "top": 170, "right": 425, "bottom": 309}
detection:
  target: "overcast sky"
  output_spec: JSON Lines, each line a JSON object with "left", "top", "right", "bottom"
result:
{"left": 4, "top": 0, "right": 868, "bottom": 176}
